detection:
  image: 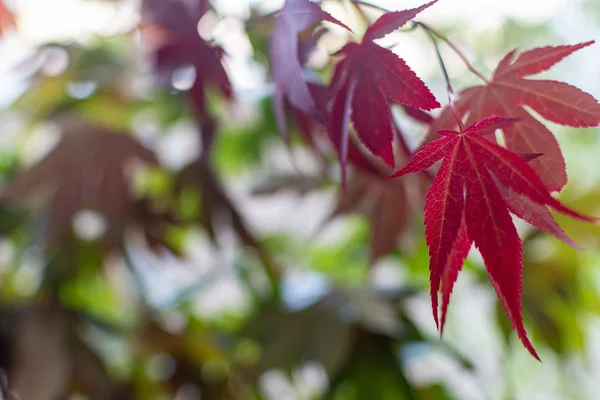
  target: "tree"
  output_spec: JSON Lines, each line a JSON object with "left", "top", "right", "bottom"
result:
{"left": 0, "top": 0, "right": 598, "bottom": 398}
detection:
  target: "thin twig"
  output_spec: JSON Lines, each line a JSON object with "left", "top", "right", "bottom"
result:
{"left": 350, "top": 0, "right": 389, "bottom": 14}
{"left": 348, "top": 0, "right": 371, "bottom": 26}
{"left": 416, "top": 22, "right": 465, "bottom": 132}
{"left": 416, "top": 22, "right": 489, "bottom": 83}
{"left": 353, "top": 0, "right": 488, "bottom": 84}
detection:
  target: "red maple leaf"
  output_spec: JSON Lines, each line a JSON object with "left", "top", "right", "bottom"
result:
{"left": 390, "top": 116, "right": 596, "bottom": 359}
{"left": 428, "top": 41, "right": 600, "bottom": 191}
{"left": 270, "top": 0, "right": 349, "bottom": 141}
{"left": 327, "top": 1, "right": 440, "bottom": 183}
{"left": 144, "top": 0, "right": 232, "bottom": 123}
{"left": 3, "top": 117, "right": 158, "bottom": 251}
{"left": 328, "top": 142, "right": 413, "bottom": 264}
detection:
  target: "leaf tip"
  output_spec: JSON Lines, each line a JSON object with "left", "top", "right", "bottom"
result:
{"left": 529, "top": 346, "right": 542, "bottom": 362}
{"left": 520, "top": 152, "right": 544, "bottom": 162}
{"left": 423, "top": 0, "right": 440, "bottom": 9}
{"left": 386, "top": 169, "right": 406, "bottom": 180}
{"left": 430, "top": 287, "right": 440, "bottom": 331}
{"left": 381, "top": 150, "right": 395, "bottom": 169}
{"left": 515, "top": 323, "right": 541, "bottom": 361}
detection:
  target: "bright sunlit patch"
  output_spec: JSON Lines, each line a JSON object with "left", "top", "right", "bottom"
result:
{"left": 16, "top": 0, "right": 139, "bottom": 43}
{"left": 259, "top": 370, "right": 297, "bottom": 400}
{"left": 259, "top": 362, "right": 329, "bottom": 400}
{"left": 197, "top": 10, "right": 220, "bottom": 40}
{"left": 212, "top": 0, "right": 251, "bottom": 18}
{"left": 73, "top": 210, "right": 108, "bottom": 241}
{"left": 66, "top": 80, "right": 97, "bottom": 99}
{"left": 292, "top": 362, "right": 329, "bottom": 400}
{"left": 39, "top": 46, "right": 70, "bottom": 76}
{"left": 192, "top": 274, "right": 252, "bottom": 319}
{"left": 171, "top": 65, "right": 197, "bottom": 91}
{"left": 20, "top": 121, "right": 62, "bottom": 167}
{"left": 13, "top": 247, "right": 44, "bottom": 296}
{"left": 155, "top": 121, "right": 201, "bottom": 171}
{"left": 281, "top": 270, "right": 330, "bottom": 310}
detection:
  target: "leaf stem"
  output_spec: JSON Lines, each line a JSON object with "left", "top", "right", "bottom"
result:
{"left": 350, "top": 0, "right": 389, "bottom": 14}
{"left": 416, "top": 22, "right": 465, "bottom": 132}
{"left": 353, "top": 0, "right": 489, "bottom": 85}
{"left": 416, "top": 22, "right": 489, "bottom": 84}
{"left": 351, "top": 1, "right": 487, "bottom": 132}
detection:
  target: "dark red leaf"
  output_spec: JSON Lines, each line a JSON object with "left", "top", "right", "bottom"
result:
{"left": 467, "top": 131, "right": 594, "bottom": 222}
{"left": 363, "top": 1, "right": 437, "bottom": 41}
{"left": 351, "top": 76, "right": 394, "bottom": 166}
{"left": 390, "top": 116, "right": 597, "bottom": 358}
{"left": 387, "top": 135, "right": 455, "bottom": 178}
{"left": 155, "top": 35, "right": 232, "bottom": 120}
{"left": 423, "top": 142, "right": 465, "bottom": 329}
{"left": 145, "top": 0, "right": 232, "bottom": 124}
{"left": 439, "top": 218, "right": 471, "bottom": 335}
{"left": 328, "top": 78, "right": 358, "bottom": 187}
{"left": 463, "top": 149, "right": 538, "bottom": 359}
{"left": 328, "top": 3, "right": 439, "bottom": 181}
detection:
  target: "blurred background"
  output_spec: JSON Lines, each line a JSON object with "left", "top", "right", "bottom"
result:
{"left": 0, "top": 0, "right": 598, "bottom": 399}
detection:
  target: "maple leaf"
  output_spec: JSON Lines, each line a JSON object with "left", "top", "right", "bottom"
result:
{"left": 390, "top": 116, "right": 596, "bottom": 359}
{"left": 331, "top": 167, "right": 411, "bottom": 264}
{"left": 428, "top": 41, "right": 600, "bottom": 191}
{"left": 327, "top": 142, "right": 428, "bottom": 263}
{"left": 157, "top": 39, "right": 231, "bottom": 118}
{"left": 328, "top": 1, "right": 440, "bottom": 183}
{"left": 3, "top": 117, "right": 158, "bottom": 251}
{"left": 289, "top": 81, "right": 432, "bottom": 163}
{"left": 270, "top": 0, "right": 349, "bottom": 141}
{"left": 144, "top": 0, "right": 231, "bottom": 145}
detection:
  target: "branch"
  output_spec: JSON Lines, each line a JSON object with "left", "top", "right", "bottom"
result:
{"left": 350, "top": 0, "right": 389, "bottom": 14}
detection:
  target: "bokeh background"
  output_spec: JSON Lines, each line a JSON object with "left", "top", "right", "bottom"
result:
{"left": 0, "top": 0, "right": 598, "bottom": 399}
